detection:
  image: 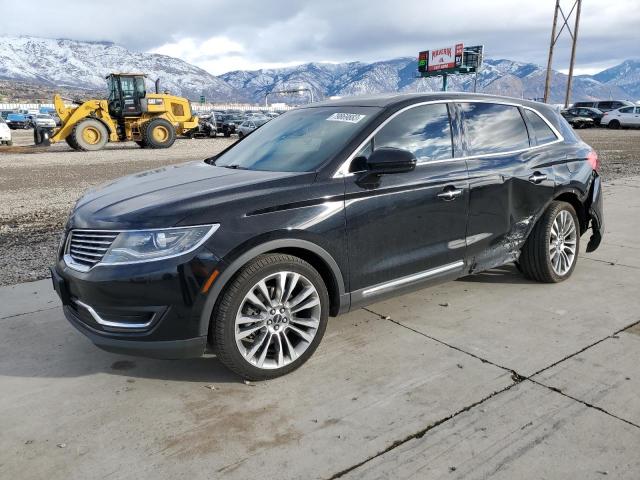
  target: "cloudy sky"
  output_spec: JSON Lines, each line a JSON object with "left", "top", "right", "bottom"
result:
{"left": 2, "top": 0, "right": 639, "bottom": 75}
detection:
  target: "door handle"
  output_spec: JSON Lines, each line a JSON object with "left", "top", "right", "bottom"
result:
{"left": 529, "top": 172, "right": 547, "bottom": 184}
{"left": 437, "top": 187, "right": 464, "bottom": 201}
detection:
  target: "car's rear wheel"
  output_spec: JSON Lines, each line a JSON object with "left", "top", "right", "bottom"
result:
{"left": 519, "top": 201, "right": 580, "bottom": 283}
{"left": 608, "top": 120, "right": 621, "bottom": 129}
{"left": 212, "top": 253, "right": 329, "bottom": 380}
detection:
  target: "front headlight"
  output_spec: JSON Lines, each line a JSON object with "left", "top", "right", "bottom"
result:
{"left": 101, "top": 224, "right": 219, "bottom": 265}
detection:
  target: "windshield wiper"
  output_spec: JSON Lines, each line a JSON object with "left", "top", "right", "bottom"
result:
{"left": 221, "top": 164, "right": 246, "bottom": 169}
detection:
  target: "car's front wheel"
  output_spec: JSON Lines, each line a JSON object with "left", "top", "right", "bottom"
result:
{"left": 519, "top": 201, "right": 580, "bottom": 283}
{"left": 212, "top": 253, "right": 329, "bottom": 380}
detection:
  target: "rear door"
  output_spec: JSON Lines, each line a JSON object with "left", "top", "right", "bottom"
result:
{"left": 617, "top": 107, "right": 635, "bottom": 126}
{"left": 345, "top": 102, "right": 468, "bottom": 301}
{"left": 459, "top": 102, "right": 558, "bottom": 272}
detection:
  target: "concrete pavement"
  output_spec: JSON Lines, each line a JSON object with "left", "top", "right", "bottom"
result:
{"left": 0, "top": 177, "right": 639, "bottom": 480}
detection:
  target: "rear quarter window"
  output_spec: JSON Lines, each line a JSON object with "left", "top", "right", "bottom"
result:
{"left": 459, "top": 103, "right": 530, "bottom": 155}
{"left": 524, "top": 109, "right": 559, "bottom": 146}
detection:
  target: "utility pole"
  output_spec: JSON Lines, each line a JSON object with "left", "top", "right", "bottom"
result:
{"left": 543, "top": 0, "right": 560, "bottom": 103}
{"left": 543, "top": 0, "right": 582, "bottom": 106}
{"left": 564, "top": 0, "right": 582, "bottom": 107}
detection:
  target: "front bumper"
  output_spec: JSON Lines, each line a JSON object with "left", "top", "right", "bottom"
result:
{"left": 51, "top": 247, "right": 220, "bottom": 359}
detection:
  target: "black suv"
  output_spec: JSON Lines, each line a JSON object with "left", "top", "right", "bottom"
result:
{"left": 52, "top": 93, "right": 604, "bottom": 380}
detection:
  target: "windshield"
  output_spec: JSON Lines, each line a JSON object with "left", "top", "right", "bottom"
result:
{"left": 214, "top": 107, "right": 379, "bottom": 172}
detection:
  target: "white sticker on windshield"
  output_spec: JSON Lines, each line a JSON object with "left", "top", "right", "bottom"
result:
{"left": 326, "top": 113, "right": 366, "bottom": 123}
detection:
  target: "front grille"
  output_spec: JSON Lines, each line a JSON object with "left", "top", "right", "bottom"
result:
{"left": 66, "top": 230, "right": 119, "bottom": 269}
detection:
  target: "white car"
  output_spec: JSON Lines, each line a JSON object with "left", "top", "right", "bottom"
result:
{"left": 32, "top": 114, "right": 57, "bottom": 128}
{"left": 0, "top": 117, "right": 12, "bottom": 145}
{"left": 600, "top": 106, "right": 640, "bottom": 129}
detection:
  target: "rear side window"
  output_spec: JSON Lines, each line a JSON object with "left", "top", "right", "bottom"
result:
{"left": 619, "top": 107, "right": 634, "bottom": 114}
{"left": 597, "top": 101, "right": 613, "bottom": 110}
{"left": 374, "top": 103, "right": 453, "bottom": 162}
{"left": 459, "top": 103, "right": 530, "bottom": 155}
{"left": 524, "top": 109, "right": 558, "bottom": 145}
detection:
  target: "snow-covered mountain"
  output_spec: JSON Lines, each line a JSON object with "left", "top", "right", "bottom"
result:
{"left": 0, "top": 36, "right": 246, "bottom": 102}
{"left": 220, "top": 57, "right": 635, "bottom": 104}
{"left": 0, "top": 35, "right": 637, "bottom": 104}
{"left": 593, "top": 60, "right": 640, "bottom": 98}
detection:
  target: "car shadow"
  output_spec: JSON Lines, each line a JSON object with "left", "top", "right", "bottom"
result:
{"left": 457, "top": 263, "right": 535, "bottom": 285}
{"left": 0, "top": 331, "right": 245, "bottom": 383}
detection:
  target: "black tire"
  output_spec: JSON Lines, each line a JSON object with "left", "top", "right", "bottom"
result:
{"left": 65, "top": 135, "right": 80, "bottom": 150}
{"left": 608, "top": 120, "right": 620, "bottom": 129}
{"left": 212, "top": 253, "right": 330, "bottom": 381}
{"left": 519, "top": 201, "right": 580, "bottom": 283}
{"left": 224, "top": 131, "right": 231, "bottom": 137}
{"left": 238, "top": 131, "right": 244, "bottom": 139}
{"left": 141, "top": 118, "right": 176, "bottom": 149}
{"left": 71, "top": 118, "right": 109, "bottom": 151}
{"left": 209, "top": 130, "right": 217, "bottom": 138}
{"left": 135, "top": 140, "right": 147, "bottom": 148}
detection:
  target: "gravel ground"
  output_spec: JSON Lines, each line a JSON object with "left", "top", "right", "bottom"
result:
{"left": 0, "top": 127, "right": 638, "bottom": 286}
{"left": 0, "top": 130, "right": 235, "bottom": 285}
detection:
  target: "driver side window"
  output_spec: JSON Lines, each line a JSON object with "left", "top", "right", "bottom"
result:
{"left": 349, "top": 103, "right": 453, "bottom": 173}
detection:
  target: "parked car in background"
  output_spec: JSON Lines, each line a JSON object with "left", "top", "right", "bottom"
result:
{"left": 187, "top": 112, "right": 218, "bottom": 138}
{"left": 572, "top": 100, "right": 634, "bottom": 112}
{"left": 6, "top": 113, "right": 30, "bottom": 129}
{"left": 52, "top": 93, "right": 604, "bottom": 380}
{"left": 600, "top": 106, "right": 640, "bottom": 129}
{"left": 0, "top": 116, "right": 12, "bottom": 145}
{"left": 561, "top": 107, "right": 603, "bottom": 128}
{"left": 31, "top": 114, "right": 57, "bottom": 129}
{"left": 217, "top": 114, "right": 244, "bottom": 137}
{"left": 237, "top": 117, "right": 270, "bottom": 138}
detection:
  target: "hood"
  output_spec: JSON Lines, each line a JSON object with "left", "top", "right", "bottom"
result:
{"left": 69, "top": 160, "right": 308, "bottom": 230}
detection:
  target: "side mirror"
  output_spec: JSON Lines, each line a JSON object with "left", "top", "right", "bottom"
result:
{"left": 366, "top": 147, "right": 417, "bottom": 175}
{"left": 356, "top": 147, "right": 417, "bottom": 189}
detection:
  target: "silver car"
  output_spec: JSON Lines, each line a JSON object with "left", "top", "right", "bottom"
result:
{"left": 32, "top": 114, "right": 57, "bottom": 128}
{"left": 237, "top": 117, "right": 269, "bottom": 138}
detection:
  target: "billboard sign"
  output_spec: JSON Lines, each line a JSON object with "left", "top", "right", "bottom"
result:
{"left": 418, "top": 43, "right": 464, "bottom": 73}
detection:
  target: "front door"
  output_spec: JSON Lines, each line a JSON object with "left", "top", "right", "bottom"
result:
{"left": 344, "top": 102, "right": 469, "bottom": 303}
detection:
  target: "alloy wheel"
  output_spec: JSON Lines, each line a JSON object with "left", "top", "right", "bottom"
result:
{"left": 235, "top": 271, "right": 321, "bottom": 370}
{"left": 549, "top": 210, "right": 577, "bottom": 276}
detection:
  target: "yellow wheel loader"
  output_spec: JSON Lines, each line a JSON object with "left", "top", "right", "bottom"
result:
{"left": 48, "top": 74, "right": 198, "bottom": 151}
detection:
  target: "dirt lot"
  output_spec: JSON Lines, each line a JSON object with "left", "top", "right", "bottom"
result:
{"left": 0, "top": 127, "right": 638, "bottom": 286}
{"left": 0, "top": 131, "right": 235, "bottom": 285}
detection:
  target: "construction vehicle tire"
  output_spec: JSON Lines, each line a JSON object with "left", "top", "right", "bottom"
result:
{"left": 135, "top": 140, "right": 148, "bottom": 148}
{"left": 65, "top": 135, "right": 81, "bottom": 150}
{"left": 72, "top": 118, "right": 109, "bottom": 151}
{"left": 142, "top": 118, "right": 176, "bottom": 149}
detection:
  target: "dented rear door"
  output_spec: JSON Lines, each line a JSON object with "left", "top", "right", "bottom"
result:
{"left": 456, "top": 102, "right": 556, "bottom": 273}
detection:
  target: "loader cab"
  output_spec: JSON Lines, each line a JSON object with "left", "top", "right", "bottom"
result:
{"left": 106, "top": 74, "right": 147, "bottom": 118}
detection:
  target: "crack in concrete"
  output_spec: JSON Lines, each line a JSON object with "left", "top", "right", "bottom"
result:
{"left": 326, "top": 381, "right": 520, "bottom": 480}
{"left": 527, "top": 377, "right": 640, "bottom": 430}
{"left": 0, "top": 305, "right": 59, "bottom": 321}
{"left": 329, "top": 308, "right": 640, "bottom": 478}
{"left": 579, "top": 256, "right": 640, "bottom": 270}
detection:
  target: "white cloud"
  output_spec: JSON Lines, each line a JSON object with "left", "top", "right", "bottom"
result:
{"left": 1, "top": 0, "right": 639, "bottom": 75}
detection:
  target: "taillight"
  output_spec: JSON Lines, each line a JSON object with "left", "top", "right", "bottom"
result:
{"left": 602, "top": 112, "right": 608, "bottom": 116}
{"left": 587, "top": 150, "right": 600, "bottom": 172}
